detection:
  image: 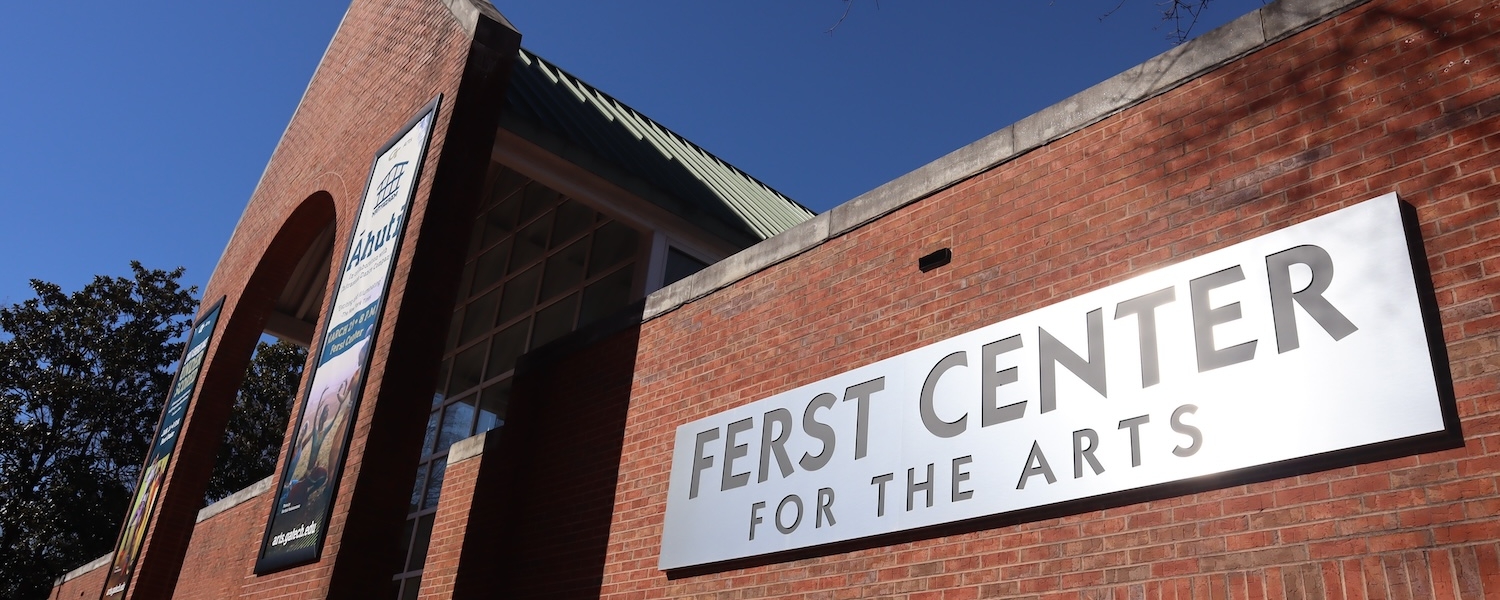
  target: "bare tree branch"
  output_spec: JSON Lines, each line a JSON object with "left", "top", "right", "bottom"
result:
{"left": 826, "top": 0, "right": 880, "bottom": 34}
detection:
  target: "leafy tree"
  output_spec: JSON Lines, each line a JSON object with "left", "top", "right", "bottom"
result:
{"left": 206, "top": 339, "right": 306, "bottom": 505}
{"left": 0, "top": 263, "right": 196, "bottom": 599}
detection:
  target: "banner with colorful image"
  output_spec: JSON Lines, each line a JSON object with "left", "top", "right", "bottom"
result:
{"left": 255, "top": 97, "right": 439, "bottom": 573}
{"left": 101, "top": 298, "right": 225, "bottom": 598}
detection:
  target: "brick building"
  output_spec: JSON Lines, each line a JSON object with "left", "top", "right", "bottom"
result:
{"left": 49, "top": 0, "right": 1500, "bottom": 598}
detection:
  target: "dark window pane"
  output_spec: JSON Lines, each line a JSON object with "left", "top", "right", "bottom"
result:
{"left": 421, "top": 412, "right": 439, "bottom": 455}
{"left": 580, "top": 265, "right": 634, "bottom": 326}
{"left": 408, "top": 463, "right": 428, "bottom": 514}
{"left": 449, "top": 344, "right": 485, "bottom": 395}
{"left": 664, "top": 247, "right": 710, "bottom": 287}
{"left": 444, "top": 309, "right": 463, "bottom": 352}
{"left": 422, "top": 459, "right": 447, "bottom": 511}
{"left": 539, "top": 239, "right": 588, "bottom": 303}
{"left": 498, "top": 266, "right": 541, "bottom": 325}
{"left": 458, "top": 288, "right": 499, "bottom": 345}
{"left": 465, "top": 216, "right": 487, "bottom": 258}
{"left": 455, "top": 259, "right": 476, "bottom": 301}
{"left": 436, "top": 398, "right": 476, "bottom": 454}
{"left": 518, "top": 181, "right": 556, "bottom": 224}
{"left": 470, "top": 239, "right": 511, "bottom": 294}
{"left": 587, "top": 221, "right": 639, "bottom": 277}
{"left": 485, "top": 318, "right": 530, "bottom": 378}
{"left": 477, "top": 381, "right": 510, "bottom": 434}
{"left": 397, "top": 518, "right": 415, "bottom": 571}
{"left": 406, "top": 513, "right": 436, "bottom": 571}
{"left": 399, "top": 576, "right": 421, "bottom": 600}
{"left": 432, "top": 358, "right": 451, "bottom": 406}
{"left": 509, "top": 212, "right": 553, "bottom": 272}
{"left": 531, "top": 293, "right": 579, "bottom": 350}
{"left": 551, "top": 199, "right": 595, "bottom": 247}
{"left": 487, "top": 167, "right": 527, "bottom": 210}
{"left": 481, "top": 193, "right": 523, "bottom": 249}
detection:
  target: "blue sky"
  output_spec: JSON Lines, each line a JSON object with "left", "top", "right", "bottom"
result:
{"left": 0, "top": 0, "right": 1268, "bottom": 307}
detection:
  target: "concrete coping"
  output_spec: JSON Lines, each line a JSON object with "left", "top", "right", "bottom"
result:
{"left": 449, "top": 429, "right": 494, "bottom": 464}
{"left": 197, "top": 476, "right": 274, "bottom": 523}
{"left": 444, "top": 0, "right": 520, "bottom": 42}
{"left": 643, "top": 0, "right": 1367, "bottom": 321}
{"left": 54, "top": 554, "right": 112, "bottom": 586}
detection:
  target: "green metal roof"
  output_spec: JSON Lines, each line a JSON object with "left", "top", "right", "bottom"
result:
{"left": 501, "top": 49, "right": 814, "bottom": 245}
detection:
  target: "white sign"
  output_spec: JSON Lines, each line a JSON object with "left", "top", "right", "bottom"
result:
{"left": 659, "top": 194, "right": 1453, "bottom": 570}
{"left": 257, "top": 100, "right": 438, "bottom": 574}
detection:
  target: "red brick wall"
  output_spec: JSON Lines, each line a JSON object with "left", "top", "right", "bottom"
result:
{"left": 414, "top": 324, "right": 642, "bottom": 600}
{"left": 417, "top": 442, "right": 485, "bottom": 600}
{"left": 82, "top": 0, "right": 520, "bottom": 598}
{"left": 495, "top": 325, "right": 642, "bottom": 600}
{"left": 173, "top": 491, "right": 273, "bottom": 599}
{"left": 421, "top": 324, "right": 642, "bottom": 600}
{"left": 50, "top": 562, "right": 108, "bottom": 600}
{"left": 614, "top": 0, "right": 1500, "bottom": 598}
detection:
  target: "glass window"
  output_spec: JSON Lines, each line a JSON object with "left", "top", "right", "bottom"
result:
{"left": 477, "top": 380, "right": 510, "bottom": 434}
{"left": 508, "top": 212, "right": 553, "bottom": 272}
{"left": 396, "top": 166, "right": 652, "bottom": 590}
{"left": 551, "top": 199, "right": 595, "bottom": 246}
{"left": 407, "top": 463, "right": 428, "bottom": 514}
{"left": 421, "top": 412, "right": 439, "bottom": 456}
{"left": 470, "top": 239, "right": 511, "bottom": 295}
{"left": 406, "top": 513, "right": 435, "bottom": 571}
{"left": 587, "top": 221, "right": 638, "bottom": 277}
{"left": 518, "top": 182, "right": 555, "bottom": 224}
{"left": 422, "top": 459, "right": 446, "bottom": 511}
{"left": 398, "top": 576, "right": 421, "bottom": 600}
{"left": 487, "top": 167, "right": 527, "bottom": 211}
{"left": 444, "top": 309, "right": 463, "bottom": 352}
{"left": 664, "top": 247, "right": 709, "bottom": 287}
{"left": 539, "top": 239, "right": 588, "bottom": 303}
{"left": 458, "top": 288, "right": 499, "bottom": 345}
{"left": 449, "top": 344, "right": 485, "bottom": 395}
{"left": 498, "top": 266, "right": 541, "bottom": 325}
{"left": 480, "top": 195, "right": 522, "bottom": 249}
{"left": 580, "top": 267, "right": 634, "bottom": 326}
{"left": 436, "top": 398, "right": 476, "bottom": 454}
{"left": 455, "top": 259, "right": 476, "bottom": 301}
{"left": 531, "top": 293, "right": 579, "bottom": 350}
{"left": 485, "top": 318, "right": 530, "bottom": 378}
{"left": 397, "top": 519, "right": 414, "bottom": 570}
{"left": 431, "top": 359, "right": 451, "bottom": 408}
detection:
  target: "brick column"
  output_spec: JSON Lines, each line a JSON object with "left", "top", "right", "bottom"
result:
{"left": 416, "top": 431, "right": 498, "bottom": 600}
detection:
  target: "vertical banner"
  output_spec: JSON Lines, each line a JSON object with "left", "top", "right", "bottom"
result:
{"left": 255, "top": 97, "right": 439, "bottom": 573}
{"left": 101, "top": 298, "right": 225, "bottom": 598}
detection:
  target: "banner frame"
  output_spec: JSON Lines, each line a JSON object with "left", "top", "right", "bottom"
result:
{"left": 100, "top": 295, "right": 227, "bottom": 598}
{"left": 253, "top": 95, "right": 442, "bottom": 574}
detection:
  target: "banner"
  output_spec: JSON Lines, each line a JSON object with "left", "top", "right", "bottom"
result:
{"left": 659, "top": 194, "right": 1459, "bottom": 570}
{"left": 101, "top": 298, "right": 225, "bottom": 598}
{"left": 255, "top": 97, "right": 439, "bottom": 573}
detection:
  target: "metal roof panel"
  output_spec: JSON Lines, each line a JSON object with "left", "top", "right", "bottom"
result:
{"left": 502, "top": 49, "right": 815, "bottom": 242}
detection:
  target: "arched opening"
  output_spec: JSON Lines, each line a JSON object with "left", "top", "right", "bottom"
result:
{"left": 203, "top": 197, "right": 338, "bottom": 506}
{"left": 262, "top": 222, "right": 337, "bottom": 348}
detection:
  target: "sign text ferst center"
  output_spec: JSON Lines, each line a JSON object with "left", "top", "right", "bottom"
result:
{"left": 659, "top": 194, "right": 1457, "bottom": 570}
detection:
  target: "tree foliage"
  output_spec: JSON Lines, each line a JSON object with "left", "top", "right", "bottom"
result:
{"left": 206, "top": 340, "right": 306, "bottom": 505}
{"left": 0, "top": 263, "right": 196, "bottom": 599}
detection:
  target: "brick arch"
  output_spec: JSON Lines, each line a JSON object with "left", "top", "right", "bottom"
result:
{"left": 124, "top": 190, "right": 340, "bottom": 598}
